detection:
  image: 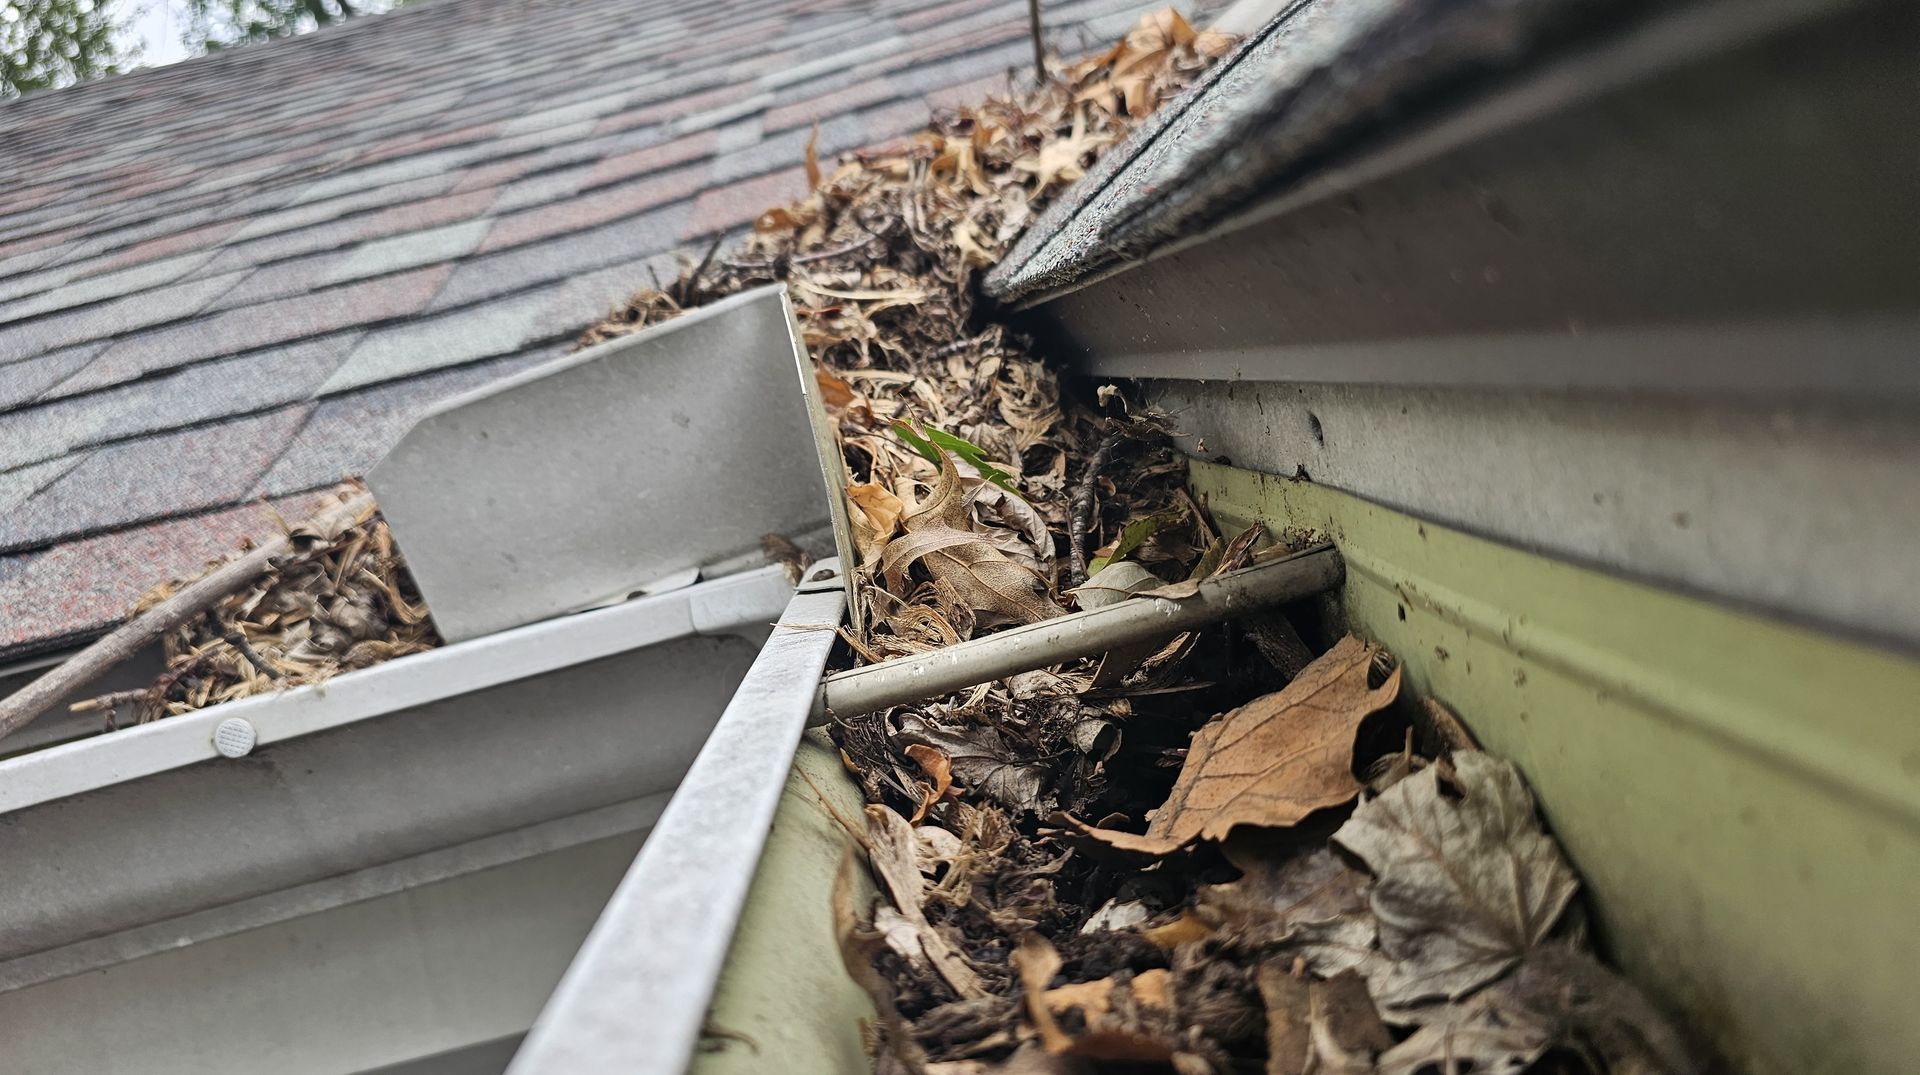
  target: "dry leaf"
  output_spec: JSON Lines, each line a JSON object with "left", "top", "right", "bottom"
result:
{"left": 899, "top": 714, "right": 1052, "bottom": 813}
{"left": 1261, "top": 966, "right": 1392, "bottom": 1075}
{"left": 1334, "top": 751, "right": 1579, "bottom": 1010}
{"left": 1379, "top": 944, "right": 1695, "bottom": 1074}
{"left": 1040, "top": 969, "right": 1177, "bottom": 1062}
{"left": 817, "top": 368, "right": 856, "bottom": 408}
{"left": 1142, "top": 912, "right": 1211, "bottom": 949}
{"left": 1015, "top": 933, "right": 1071, "bottom": 1053}
{"left": 1068, "top": 561, "right": 1162, "bottom": 609}
{"left": 1017, "top": 934, "right": 1177, "bottom": 1063}
{"left": 1012, "top": 107, "right": 1113, "bottom": 192}
{"left": 1072, "top": 636, "right": 1400, "bottom": 854}
{"left": 1079, "top": 898, "right": 1150, "bottom": 934}
{"left": 1197, "top": 846, "right": 1377, "bottom": 977}
{"left": 884, "top": 450, "right": 1060, "bottom": 629}
{"left": 865, "top": 804, "right": 987, "bottom": 999}
{"left": 804, "top": 120, "right": 823, "bottom": 189}
{"left": 905, "top": 742, "right": 955, "bottom": 822}
{"left": 849, "top": 482, "right": 906, "bottom": 564}
{"left": 916, "top": 822, "right": 964, "bottom": 873}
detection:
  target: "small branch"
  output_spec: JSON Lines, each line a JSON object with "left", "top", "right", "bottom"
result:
{"left": 1068, "top": 431, "right": 1125, "bottom": 585}
{"left": 222, "top": 629, "right": 285, "bottom": 681}
{"left": 678, "top": 235, "right": 725, "bottom": 306}
{"left": 68, "top": 689, "right": 153, "bottom": 715}
{"left": 0, "top": 492, "right": 372, "bottom": 744}
{"left": 1027, "top": 0, "right": 1047, "bottom": 83}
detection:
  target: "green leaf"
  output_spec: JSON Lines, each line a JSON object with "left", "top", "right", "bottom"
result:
{"left": 1088, "top": 508, "right": 1185, "bottom": 575}
{"left": 891, "top": 421, "right": 1019, "bottom": 494}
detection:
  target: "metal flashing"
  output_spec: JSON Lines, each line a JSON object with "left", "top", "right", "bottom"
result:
{"left": 367, "top": 285, "right": 852, "bottom": 643}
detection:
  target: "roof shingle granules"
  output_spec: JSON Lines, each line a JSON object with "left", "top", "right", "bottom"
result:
{"left": 0, "top": 0, "right": 1225, "bottom": 658}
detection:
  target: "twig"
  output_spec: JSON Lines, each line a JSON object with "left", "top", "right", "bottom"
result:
{"left": 0, "top": 492, "right": 373, "bottom": 744}
{"left": 222, "top": 629, "right": 285, "bottom": 681}
{"left": 678, "top": 234, "right": 725, "bottom": 306}
{"left": 68, "top": 689, "right": 153, "bottom": 715}
{"left": 725, "top": 219, "right": 896, "bottom": 273}
{"left": 1027, "top": 0, "right": 1047, "bottom": 83}
{"left": 1068, "top": 431, "right": 1125, "bottom": 585}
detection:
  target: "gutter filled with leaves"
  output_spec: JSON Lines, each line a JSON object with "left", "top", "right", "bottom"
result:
{"left": 580, "top": 8, "right": 1696, "bottom": 1074}
{"left": 31, "top": 8, "right": 1702, "bottom": 1072}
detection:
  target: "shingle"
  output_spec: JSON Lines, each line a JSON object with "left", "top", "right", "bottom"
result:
{"left": 592, "top": 83, "right": 752, "bottom": 136}
{"left": 324, "top": 219, "right": 488, "bottom": 286}
{"left": 684, "top": 166, "right": 811, "bottom": 238}
{"left": 0, "top": 405, "right": 314, "bottom": 553}
{"left": 535, "top": 251, "right": 687, "bottom": 334}
{"left": 207, "top": 251, "right": 354, "bottom": 310}
{"left": 0, "top": 455, "right": 85, "bottom": 518}
{"left": 0, "top": 345, "right": 101, "bottom": 410}
{"left": 0, "top": 0, "right": 1205, "bottom": 653}
{"left": 319, "top": 288, "right": 560, "bottom": 395}
{"left": 666, "top": 92, "right": 777, "bottom": 137}
{"left": 90, "top": 219, "right": 245, "bottom": 275}
{"left": 222, "top": 172, "right": 460, "bottom": 247}
{"left": 763, "top": 77, "right": 901, "bottom": 132}
{"left": 488, "top": 163, "right": 595, "bottom": 216}
{"left": 284, "top": 147, "right": 478, "bottom": 206}
{"left": 0, "top": 247, "right": 76, "bottom": 307}
{"left": 897, "top": 0, "right": 1006, "bottom": 32}
{"left": 587, "top": 130, "right": 717, "bottom": 189}
{"left": 0, "top": 250, "right": 218, "bottom": 326}
{"left": 477, "top": 165, "right": 705, "bottom": 253}
{"left": 498, "top": 95, "right": 624, "bottom": 139}
{"left": 429, "top": 202, "right": 693, "bottom": 311}
{"left": 924, "top": 71, "right": 1010, "bottom": 110}
{"left": 256, "top": 349, "right": 562, "bottom": 497}
{"left": 762, "top": 34, "right": 910, "bottom": 90}
{"left": 59, "top": 266, "right": 449, "bottom": 395}
{"left": 0, "top": 268, "right": 249, "bottom": 364}
{"left": 883, "top": 39, "right": 1029, "bottom": 95}
{"left": 0, "top": 336, "right": 355, "bottom": 472}
{"left": 0, "top": 491, "right": 335, "bottom": 654}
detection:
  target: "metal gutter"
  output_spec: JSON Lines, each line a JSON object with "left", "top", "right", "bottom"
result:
{"left": 0, "top": 564, "right": 793, "bottom": 814}
{"left": 508, "top": 563, "right": 847, "bottom": 1075}
{"left": 1188, "top": 461, "right": 1920, "bottom": 1075}
{"left": 987, "top": 0, "right": 1889, "bottom": 313}
{"left": 995, "top": 0, "right": 1919, "bottom": 646}
{"left": 368, "top": 285, "right": 858, "bottom": 642}
{"left": 0, "top": 566, "right": 794, "bottom": 1073}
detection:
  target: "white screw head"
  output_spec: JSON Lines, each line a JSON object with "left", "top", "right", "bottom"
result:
{"left": 213, "top": 717, "right": 257, "bottom": 758}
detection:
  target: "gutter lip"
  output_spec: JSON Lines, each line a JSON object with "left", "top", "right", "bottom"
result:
{"left": 0, "top": 564, "right": 795, "bottom": 816}
{"left": 508, "top": 565, "right": 846, "bottom": 1075}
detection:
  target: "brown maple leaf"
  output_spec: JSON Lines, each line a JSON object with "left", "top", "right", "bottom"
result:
{"left": 1068, "top": 635, "right": 1400, "bottom": 854}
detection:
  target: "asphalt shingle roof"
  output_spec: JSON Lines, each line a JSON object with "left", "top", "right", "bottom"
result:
{"left": 0, "top": 0, "right": 1187, "bottom": 658}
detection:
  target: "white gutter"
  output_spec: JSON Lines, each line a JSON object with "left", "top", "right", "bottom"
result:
{"left": 0, "top": 565, "right": 793, "bottom": 815}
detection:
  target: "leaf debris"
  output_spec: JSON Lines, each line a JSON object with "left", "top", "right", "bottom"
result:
{"left": 587, "top": 8, "right": 1693, "bottom": 1074}
{"left": 73, "top": 484, "right": 438, "bottom": 725}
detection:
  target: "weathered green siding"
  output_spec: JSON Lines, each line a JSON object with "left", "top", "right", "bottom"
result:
{"left": 1192, "top": 459, "right": 1920, "bottom": 1075}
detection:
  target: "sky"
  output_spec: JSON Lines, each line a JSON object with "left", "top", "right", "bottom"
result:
{"left": 120, "top": 0, "right": 192, "bottom": 69}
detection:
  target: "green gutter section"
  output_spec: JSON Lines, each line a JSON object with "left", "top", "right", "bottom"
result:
{"left": 692, "top": 731, "right": 877, "bottom": 1075}
{"left": 1191, "top": 459, "right": 1920, "bottom": 1075}
{"left": 700, "top": 462, "right": 1919, "bottom": 1075}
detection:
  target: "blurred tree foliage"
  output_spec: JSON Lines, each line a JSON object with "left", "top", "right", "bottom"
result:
{"left": 1, "top": 0, "right": 128, "bottom": 97}
{"left": 183, "top": 0, "right": 385, "bottom": 51}
{"left": 0, "top": 0, "right": 398, "bottom": 97}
